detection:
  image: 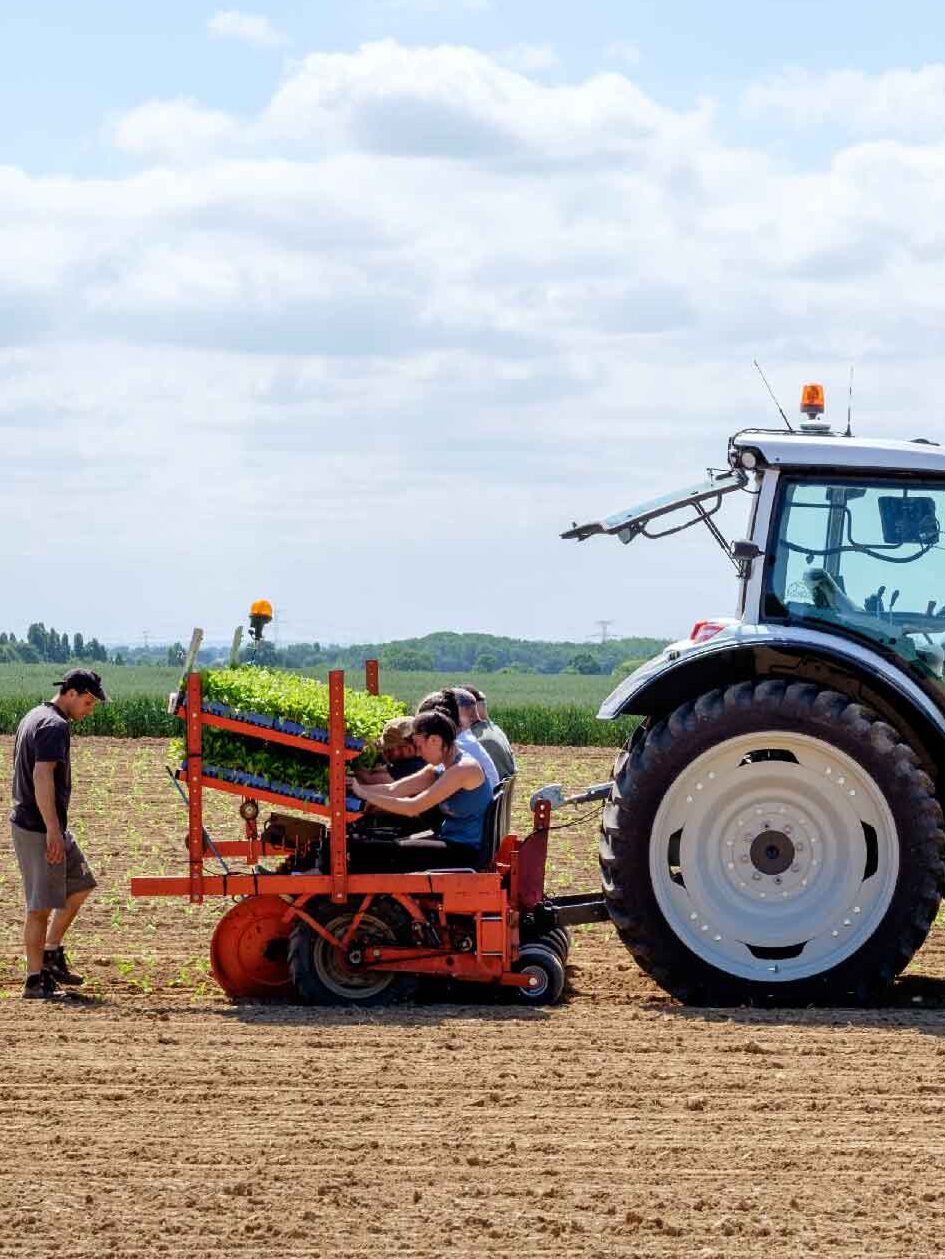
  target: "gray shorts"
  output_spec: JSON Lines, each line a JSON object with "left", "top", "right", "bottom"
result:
{"left": 10, "top": 823, "right": 97, "bottom": 912}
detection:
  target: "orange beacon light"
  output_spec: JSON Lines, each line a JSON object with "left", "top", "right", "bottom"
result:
{"left": 248, "top": 599, "right": 273, "bottom": 642}
{"left": 801, "top": 383, "right": 825, "bottom": 419}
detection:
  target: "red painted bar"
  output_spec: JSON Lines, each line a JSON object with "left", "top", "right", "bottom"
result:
{"left": 185, "top": 772, "right": 361, "bottom": 822}
{"left": 193, "top": 710, "right": 361, "bottom": 760}
{"left": 328, "top": 670, "right": 349, "bottom": 903}
{"left": 131, "top": 871, "right": 504, "bottom": 900}
{"left": 186, "top": 673, "right": 205, "bottom": 904}
{"left": 365, "top": 659, "right": 379, "bottom": 696}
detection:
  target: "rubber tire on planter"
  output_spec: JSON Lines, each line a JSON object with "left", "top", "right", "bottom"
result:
{"left": 514, "top": 942, "right": 566, "bottom": 1005}
{"left": 536, "top": 931, "right": 568, "bottom": 963}
{"left": 601, "top": 680, "right": 945, "bottom": 1007}
{"left": 547, "top": 926, "right": 572, "bottom": 960}
{"left": 288, "top": 897, "right": 418, "bottom": 1006}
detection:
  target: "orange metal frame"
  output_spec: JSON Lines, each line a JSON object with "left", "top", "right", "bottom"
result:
{"left": 130, "top": 661, "right": 550, "bottom": 995}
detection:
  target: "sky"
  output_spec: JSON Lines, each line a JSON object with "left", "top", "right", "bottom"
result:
{"left": 5, "top": 2, "right": 945, "bottom": 645}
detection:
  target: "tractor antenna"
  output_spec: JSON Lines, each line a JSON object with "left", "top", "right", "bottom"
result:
{"left": 844, "top": 365, "right": 854, "bottom": 438}
{"left": 753, "top": 360, "right": 793, "bottom": 432}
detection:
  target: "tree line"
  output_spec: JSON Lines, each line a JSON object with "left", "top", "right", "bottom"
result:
{"left": 238, "top": 630, "right": 668, "bottom": 675}
{"left": 0, "top": 627, "right": 669, "bottom": 675}
{"left": 0, "top": 624, "right": 108, "bottom": 665}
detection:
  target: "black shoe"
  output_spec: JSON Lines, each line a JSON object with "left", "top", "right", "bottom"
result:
{"left": 23, "top": 969, "right": 68, "bottom": 1001}
{"left": 43, "top": 946, "right": 84, "bottom": 986}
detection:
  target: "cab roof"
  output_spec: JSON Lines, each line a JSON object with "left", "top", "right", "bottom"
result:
{"left": 732, "top": 429, "right": 945, "bottom": 475}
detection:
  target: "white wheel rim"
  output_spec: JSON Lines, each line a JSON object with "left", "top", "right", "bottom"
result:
{"left": 648, "top": 731, "right": 900, "bottom": 983}
{"left": 520, "top": 963, "right": 549, "bottom": 996}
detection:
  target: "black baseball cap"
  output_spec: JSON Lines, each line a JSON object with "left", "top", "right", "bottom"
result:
{"left": 56, "top": 669, "right": 109, "bottom": 702}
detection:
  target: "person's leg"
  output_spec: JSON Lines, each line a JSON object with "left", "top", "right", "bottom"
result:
{"left": 45, "top": 887, "right": 92, "bottom": 950}
{"left": 41, "top": 832, "right": 96, "bottom": 986}
{"left": 24, "top": 909, "right": 50, "bottom": 975}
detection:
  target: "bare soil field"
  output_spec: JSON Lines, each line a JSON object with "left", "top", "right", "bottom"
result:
{"left": 3, "top": 737, "right": 945, "bottom": 1257}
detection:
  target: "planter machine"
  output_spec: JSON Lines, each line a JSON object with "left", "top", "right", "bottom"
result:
{"left": 130, "top": 624, "right": 608, "bottom": 1006}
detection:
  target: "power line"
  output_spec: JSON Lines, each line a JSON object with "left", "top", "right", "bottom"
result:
{"left": 589, "top": 619, "right": 615, "bottom": 644}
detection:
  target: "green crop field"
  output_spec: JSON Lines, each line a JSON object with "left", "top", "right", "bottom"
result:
{"left": 0, "top": 663, "right": 183, "bottom": 699}
{"left": 300, "top": 666, "right": 642, "bottom": 709}
{"left": 0, "top": 662, "right": 645, "bottom": 745}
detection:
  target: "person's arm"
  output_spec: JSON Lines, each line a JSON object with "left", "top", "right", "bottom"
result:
{"left": 353, "top": 760, "right": 484, "bottom": 817}
{"left": 350, "top": 765, "right": 437, "bottom": 800}
{"left": 32, "top": 762, "right": 64, "bottom": 863}
{"left": 353, "top": 766, "right": 394, "bottom": 785}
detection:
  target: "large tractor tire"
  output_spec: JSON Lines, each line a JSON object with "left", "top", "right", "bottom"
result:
{"left": 601, "top": 680, "right": 945, "bottom": 1006}
{"left": 288, "top": 897, "right": 418, "bottom": 1007}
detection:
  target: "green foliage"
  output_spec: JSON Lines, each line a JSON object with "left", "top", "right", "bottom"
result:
{"left": 304, "top": 669, "right": 623, "bottom": 710}
{"left": 380, "top": 645, "right": 436, "bottom": 671}
{"left": 490, "top": 705, "right": 639, "bottom": 747}
{"left": 201, "top": 668, "right": 406, "bottom": 738}
{"left": 216, "top": 630, "right": 669, "bottom": 675}
{"left": 565, "top": 652, "right": 602, "bottom": 675}
{"left": 0, "top": 694, "right": 177, "bottom": 738}
{"left": 20, "top": 622, "right": 108, "bottom": 664}
{"left": 171, "top": 668, "right": 408, "bottom": 792}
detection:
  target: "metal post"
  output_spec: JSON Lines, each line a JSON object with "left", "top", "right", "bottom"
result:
{"left": 245, "top": 811, "right": 260, "bottom": 864}
{"left": 365, "top": 658, "right": 379, "bottom": 696}
{"left": 328, "top": 670, "right": 349, "bottom": 903}
{"left": 186, "top": 672, "right": 205, "bottom": 904}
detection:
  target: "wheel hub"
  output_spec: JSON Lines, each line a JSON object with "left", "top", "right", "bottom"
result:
{"left": 750, "top": 829, "right": 795, "bottom": 876}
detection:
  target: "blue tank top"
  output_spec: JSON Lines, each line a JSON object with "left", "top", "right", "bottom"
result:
{"left": 435, "top": 753, "right": 493, "bottom": 847}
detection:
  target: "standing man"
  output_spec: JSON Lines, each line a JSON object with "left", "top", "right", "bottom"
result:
{"left": 462, "top": 684, "right": 516, "bottom": 781}
{"left": 10, "top": 668, "right": 107, "bottom": 999}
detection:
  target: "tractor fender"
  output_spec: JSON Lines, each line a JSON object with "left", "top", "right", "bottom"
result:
{"left": 599, "top": 624, "right": 945, "bottom": 774}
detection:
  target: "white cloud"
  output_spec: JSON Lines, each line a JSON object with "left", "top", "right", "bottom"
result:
{"left": 6, "top": 42, "right": 945, "bottom": 640}
{"left": 259, "top": 40, "right": 709, "bottom": 160}
{"left": 112, "top": 98, "right": 241, "bottom": 160}
{"left": 743, "top": 64, "right": 945, "bottom": 140}
{"left": 207, "top": 9, "right": 288, "bottom": 48}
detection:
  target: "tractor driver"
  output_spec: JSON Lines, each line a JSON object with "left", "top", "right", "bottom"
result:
{"left": 347, "top": 710, "right": 493, "bottom": 866}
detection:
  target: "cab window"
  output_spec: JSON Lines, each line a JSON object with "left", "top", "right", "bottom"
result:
{"left": 764, "top": 476, "right": 945, "bottom": 679}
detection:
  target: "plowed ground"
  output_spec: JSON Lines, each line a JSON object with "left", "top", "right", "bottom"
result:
{"left": 3, "top": 738, "right": 945, "bottom": 1257}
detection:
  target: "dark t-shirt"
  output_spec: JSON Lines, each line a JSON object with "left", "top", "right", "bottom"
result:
{"left": 10, "top": 702, "right": 71, "bottom": 833}
{"left": 387, "top": 755, "right": 426, "bottom": 781}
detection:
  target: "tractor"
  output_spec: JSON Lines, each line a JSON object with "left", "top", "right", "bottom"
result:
{"left": 563, "top": 382, "right": 945, "bottom": 1005}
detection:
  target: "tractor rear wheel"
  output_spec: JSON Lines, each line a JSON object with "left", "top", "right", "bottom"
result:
{"left": 288, "top": 898, "right": 418, "bottom": 1006}
{"left": 601, "top": 680, "right": 945, "bottom": 1006}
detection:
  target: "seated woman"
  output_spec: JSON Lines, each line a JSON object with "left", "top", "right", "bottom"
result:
{"left": 349, "top": 717, "right": 440, "bottom": 837}
{"left": 347, "top": 710, "right": 493, "bottom": 868}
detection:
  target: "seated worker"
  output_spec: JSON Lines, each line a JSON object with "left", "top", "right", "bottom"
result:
{"left": 417, "top": 689, "right": 500, "bottom": 789}
{"left": 353, "top": 717, "right": 426, "bottom": 786}
{"left": 347, "top": 710, "right": 493, "bottom": 866}
{"left": 349, "top": 716, "right": 440, "bottom": 837}
{"left": 462, "top": 684, "right": 516, "bottom": 780}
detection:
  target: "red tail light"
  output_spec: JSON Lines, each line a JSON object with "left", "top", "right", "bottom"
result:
{"left": 689, "top": 619, "right": 731, "bottom": 644}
